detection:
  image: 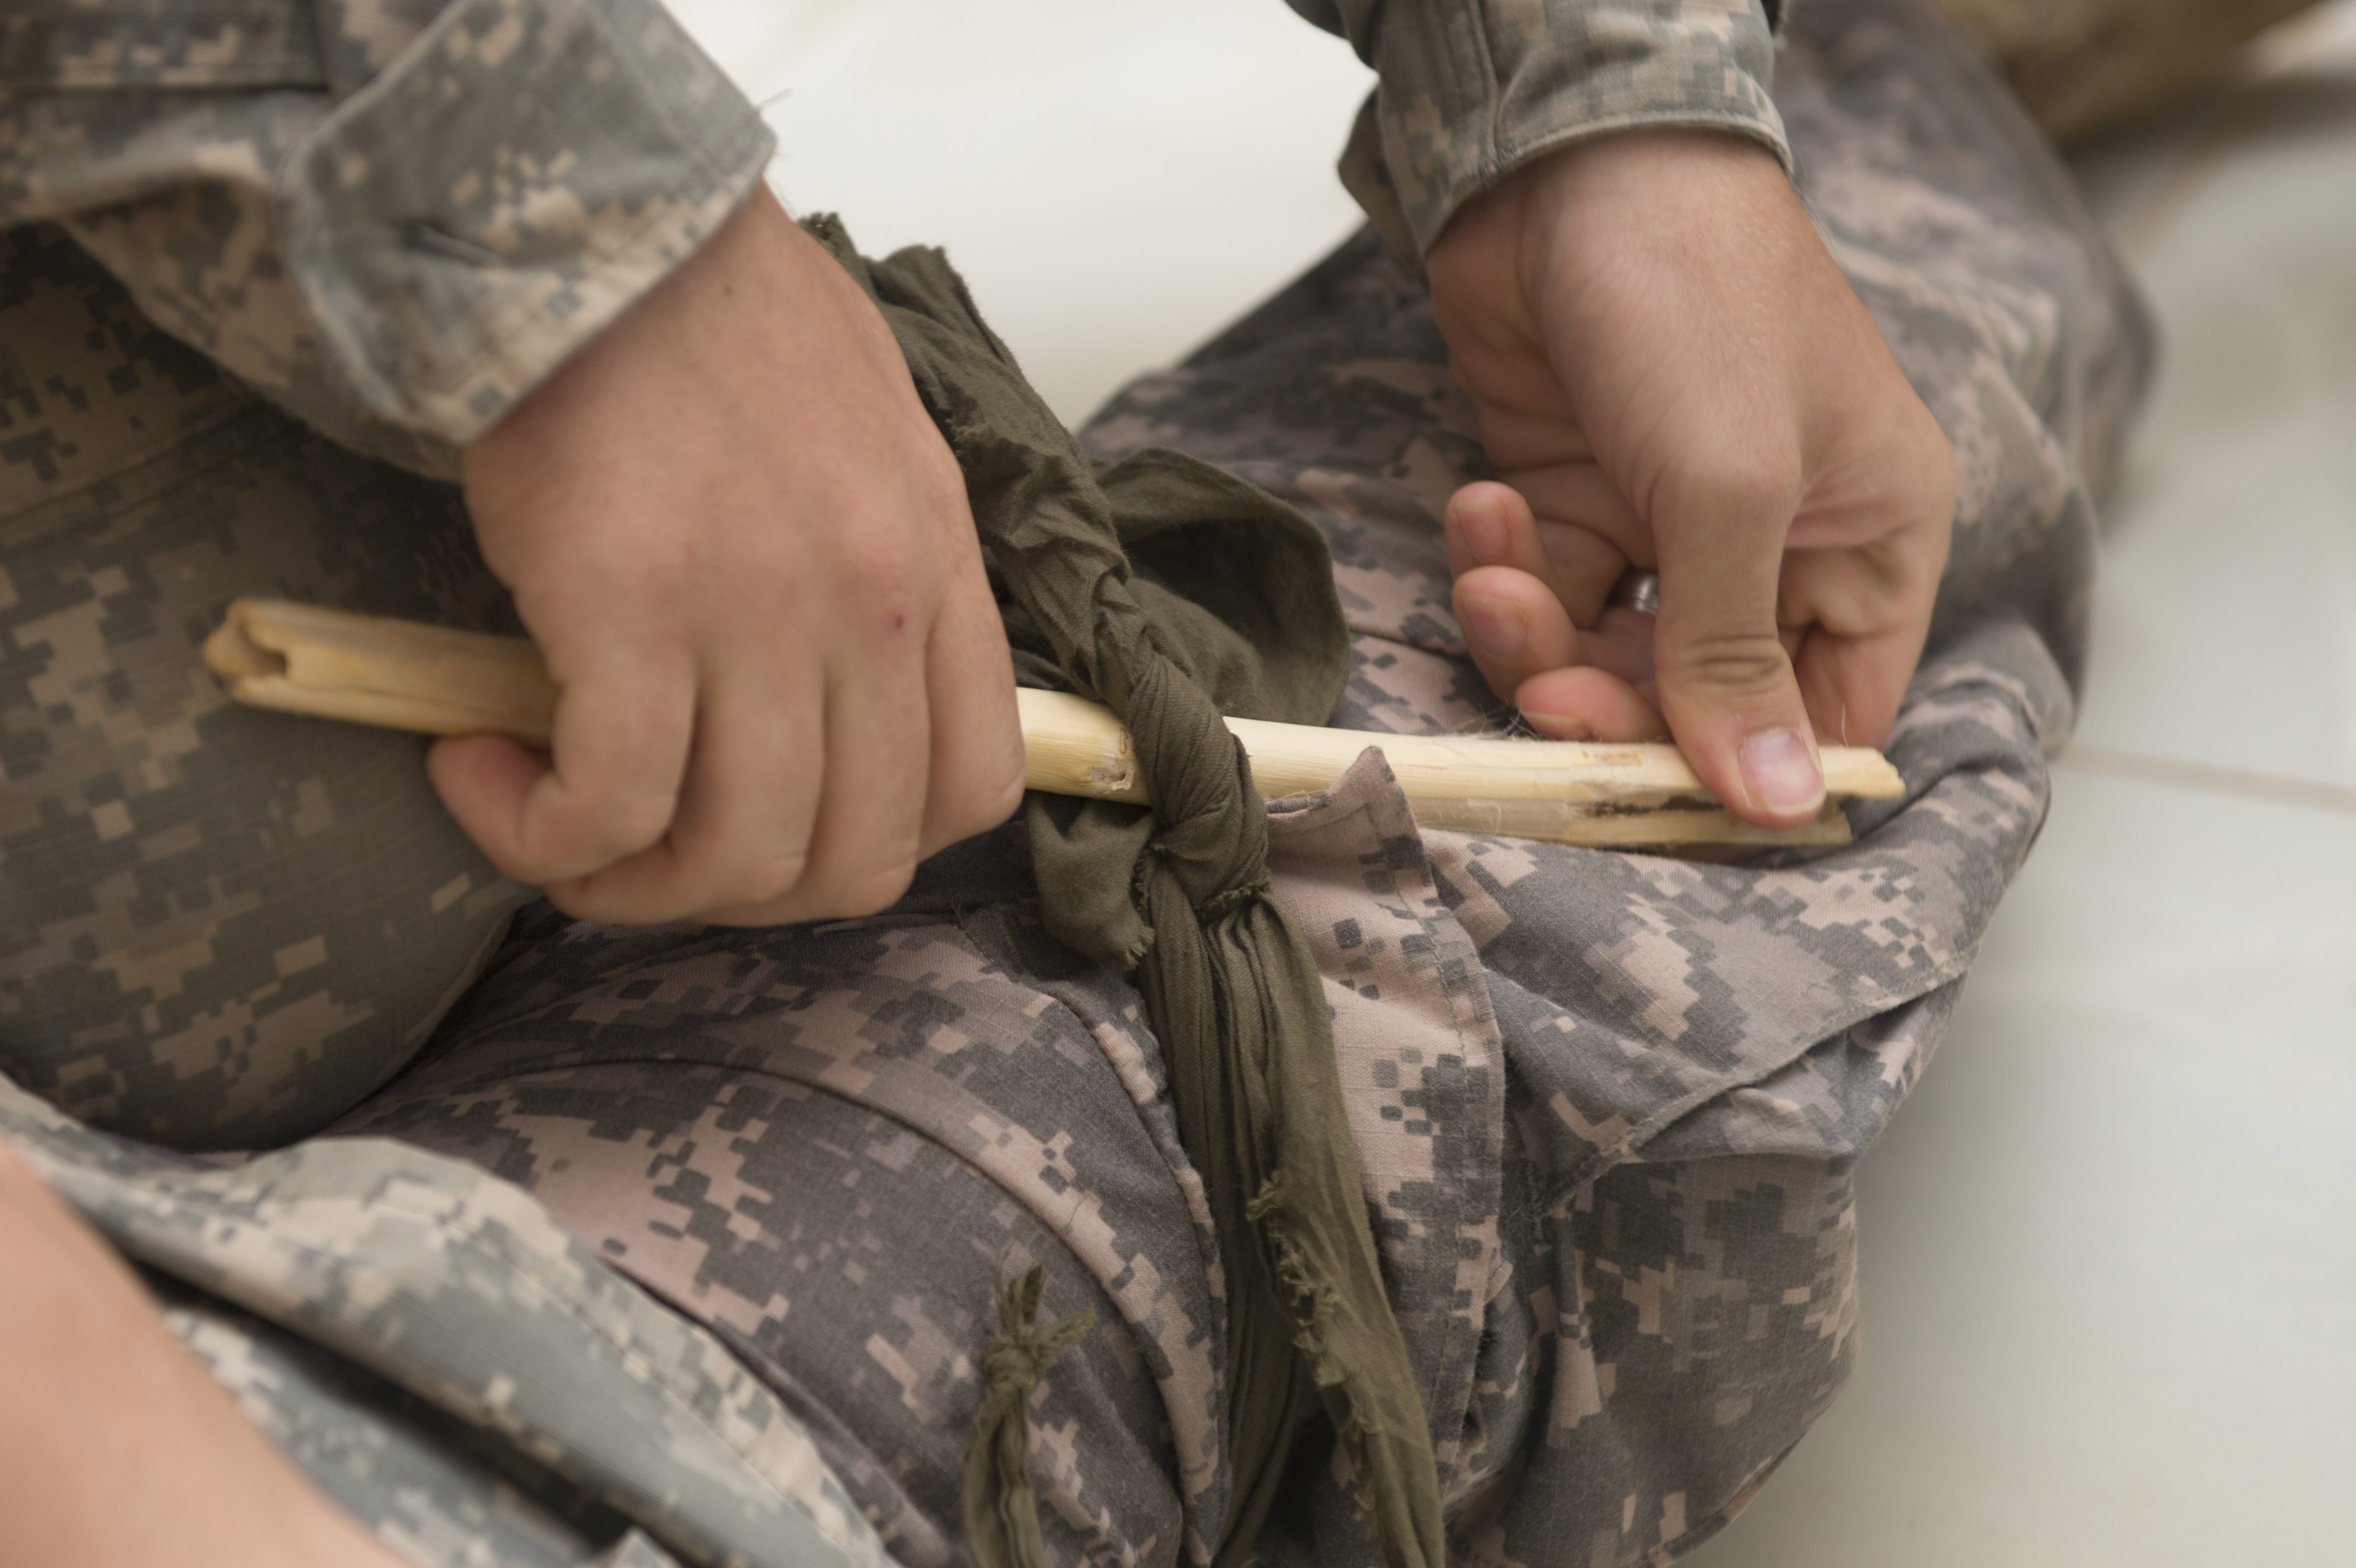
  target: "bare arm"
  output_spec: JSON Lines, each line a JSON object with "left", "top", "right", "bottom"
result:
{"left": 0, "top": 1143, "right": 408, "bottom": 1568}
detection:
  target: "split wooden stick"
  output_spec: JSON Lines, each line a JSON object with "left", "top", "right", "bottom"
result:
{"left": 204, "top": 599, "right": 1903, "bottom": 850}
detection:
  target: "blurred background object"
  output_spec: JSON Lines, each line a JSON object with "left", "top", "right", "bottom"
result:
{"left": 1937, "top": 0, "right": 2326, "bottom": 140}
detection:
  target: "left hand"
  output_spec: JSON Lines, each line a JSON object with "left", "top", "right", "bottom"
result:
{"left": 1425, "top": 130, "right": 1956, "bottom": 827}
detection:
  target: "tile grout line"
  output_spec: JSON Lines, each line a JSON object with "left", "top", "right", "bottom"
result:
{"left": 2059, "top": 745, "right": 2356, "bottom": 816}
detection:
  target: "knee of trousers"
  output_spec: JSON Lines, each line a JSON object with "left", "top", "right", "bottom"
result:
{"left": 0, "top": 224, "right": 528, "bottom": 1150}
{"left": 341, "top": 1057, "right": 1192, "bottom": 1568}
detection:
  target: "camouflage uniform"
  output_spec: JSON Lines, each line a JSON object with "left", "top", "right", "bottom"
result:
{"left": 0, "top": 2, "right": 2154, "bottom": 1567}
{"left": 1, "top": 0, "right": 772, "bottom": 1148}
{"left": 1286, "top": 0, "right": 1792, "bottom": 261}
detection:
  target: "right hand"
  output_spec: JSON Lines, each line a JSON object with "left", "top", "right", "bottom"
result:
{"left": 439, "top": 186, "right": 1025, "bottom": 926}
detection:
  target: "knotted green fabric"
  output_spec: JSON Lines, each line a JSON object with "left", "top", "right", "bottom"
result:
{"left": 960, "top": 1265, "right": 1097, "bottom": 1568}
{"left": 808, "top": 216, "right": 1445, "bottom": 1568}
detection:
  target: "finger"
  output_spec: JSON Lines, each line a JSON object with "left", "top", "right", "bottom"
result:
{"left": 1792, "top": 625, "right": 1920, "bottom": 751}
{"left": 1462, "top": 401, "right": 1597, "bottom": 468}
{"left": 1649, "top": 475, "right": 1826, "bottom": 828}
{"left": 1493, "top": 460, "right": 1655, "bottom": 574}
{"left": 426, "top": 733, "right": 553, "bottom": 868}
{"left": 1444, "top": 482, "right": 1541, "bottom": 579}
{"left": 913, "top": 546, "right": 1025, "bottom": 860}
{"left": 1446, "top": 481, "right": 1629, "bottom": 630}
{"left": 1453, "top": 564, "right": 1583, "bottom": 704}
{"left": 1513, "top": 664, "right": 1670, "bottom": 742}
{"left": 1776, "top": 529, "right": 1943, "bottom": 749}
{"left": 704, "top": 610, "right": 932, "bottom": 926}
{"left": 1591, "top": 606, "right": 1664, "bottom": 687}
{"left": 428, "top": 642, "right": 694, "bottom": 884}
{"left": 545, "top": 658, "right": 827, "bottom": 924}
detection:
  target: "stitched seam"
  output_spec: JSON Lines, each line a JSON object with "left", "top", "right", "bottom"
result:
{"left": 0, "top": 400, "right": 288, "bottom": 542}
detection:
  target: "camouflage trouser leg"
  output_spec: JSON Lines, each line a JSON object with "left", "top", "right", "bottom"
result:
{"left": 0, "top": 225, "right": 529, "bottom": 1151}
{"left": 330, "top": 849, "right": 1233, "bottom": 1568}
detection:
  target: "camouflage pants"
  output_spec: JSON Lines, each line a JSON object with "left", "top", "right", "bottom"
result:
{"left": 0, "top": 220, "right": 530, "bottom": 1151}
{"left": 0, "top": 4, "right": 2152, "bottom": 1567}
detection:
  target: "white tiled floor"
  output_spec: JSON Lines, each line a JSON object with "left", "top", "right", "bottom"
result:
{"left": 671, "top": 4, "right": 2356, "bottom": 1561}
{"left": 1685, "top": 8, "right": 2356, "bottom": 1564}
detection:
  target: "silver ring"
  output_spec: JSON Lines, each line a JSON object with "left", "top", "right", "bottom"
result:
{"left": 1606, "top": 568, "right": 1660, "bottom": 616}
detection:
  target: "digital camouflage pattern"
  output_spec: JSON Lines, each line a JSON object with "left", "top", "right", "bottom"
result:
{"left": 0, "top": 1, "right": 2156, "bottom": 1566}
{"left": 1286, "top": 0, "right": 1790, "bottom": 260}
{"left": 0, "top": 1066, "right": 891, "bottom": 1568}
{"left": 0, "top": 0, "right": 774, "bottom": 476}
{"left": 0, "top": 225, "right": 532, "bottom": 1150}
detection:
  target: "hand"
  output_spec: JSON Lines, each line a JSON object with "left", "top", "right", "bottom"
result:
{"left": 1426, "top": 131, "right": 1955, "bottom": 827}
{"left": 440, "top": 186, "right": 1025, "bottom": 924}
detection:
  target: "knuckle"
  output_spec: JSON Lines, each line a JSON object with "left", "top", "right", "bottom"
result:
{"left": 919, "top": 449, "right": 971, "bottom": 516}
{"left": 850, "top": 527, "right": 920, "bottom": 586}
{"left": 1669, "top": 451, "right": 1801, "bottom": 522}
{"left": 503, "top": 811, "right": 668, "bottom": 892}
{"left": 720, "top": 847, "right": 815, "bottom": 908}
{"left": 579, "top": 794, "right": 676, "bottom": 864}
{"left": 947, "top": 768, "right": 1028, "bottom": 844}
{"left": 1664, "top": 630, "right": 1794, "bottom": 699}
{"left": 825, "top": 856, "right": 920, "bottom": 920}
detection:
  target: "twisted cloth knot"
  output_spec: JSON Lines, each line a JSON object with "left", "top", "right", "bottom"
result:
{"left": 816, "top": 215, "right": 1444, "bottom": 1568}
{"left": 959, "top": 1264, "right": 1097, "bottom": 1568}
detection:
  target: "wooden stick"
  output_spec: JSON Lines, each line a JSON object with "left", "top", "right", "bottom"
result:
{"left": 205, "top": 599, "right": 1900, "bottom": 849}
{"left": 205, "top": 599, "right": 558, "bottom": 745}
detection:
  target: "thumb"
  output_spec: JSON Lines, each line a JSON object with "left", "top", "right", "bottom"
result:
{"left": 1651, "top": 509, "right": 1826, "bottom": 830}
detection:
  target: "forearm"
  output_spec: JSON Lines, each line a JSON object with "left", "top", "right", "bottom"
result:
{"left": 1, "top": 0, "right": 774, "bottom": 477}
{"left": 0, "top": 1144, "right": 405, "bottom": 1568}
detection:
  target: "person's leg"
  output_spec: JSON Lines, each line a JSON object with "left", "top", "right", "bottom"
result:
{"left": 1070, "top": 6, "right": 2154, "bottom": 1562}
{"left": 0, "top": 224, "right": 530, "bottom": 1150}
{"left": 332, "top": 888, "right": 1223, "bottom": 1568}
{"left": 1, "top": 221, "right": 872, "bottom": 1568}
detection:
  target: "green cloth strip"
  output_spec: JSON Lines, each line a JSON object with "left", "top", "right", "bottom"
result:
{"left": 960, "top": 1265, "right": 1096, "bottom": 1568}
{"left": 807, "top": 216, "right": 1444, "bottom": 1568}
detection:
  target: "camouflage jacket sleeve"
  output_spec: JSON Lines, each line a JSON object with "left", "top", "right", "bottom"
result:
{"left": 1285, "top": 0, "right": 1791, "bottom": 261}
{"left": 0, "top": 0, "right": 777, "bottom": 478}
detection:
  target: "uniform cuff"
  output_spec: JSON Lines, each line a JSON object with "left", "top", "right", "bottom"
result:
{"left": 1343, "top": 0, "right": 1791, "bottom": 263}
{"left": 273, "top": 0, "right": 776, "bottom": 452}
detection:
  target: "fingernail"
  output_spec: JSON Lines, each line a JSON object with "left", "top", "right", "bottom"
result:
{"left": 1457, "top": 501, "right": 1509, "bottom": 564}
{"left": 1459, "top": 593, "right": 1524, "bottom": 660}
{"left": 1738, "top": 727, "right": 1824, "bottom": 817}
{"left": 1518, "top": 711, "right": 1595, "bottom": 741}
